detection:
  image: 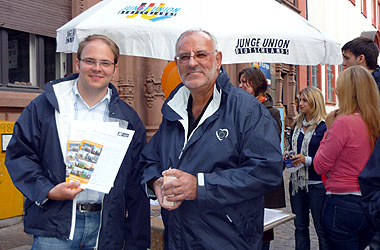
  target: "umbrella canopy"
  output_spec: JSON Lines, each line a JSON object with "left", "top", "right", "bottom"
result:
{"left": 57, "top": 0, "right": 342, "bottom": 65}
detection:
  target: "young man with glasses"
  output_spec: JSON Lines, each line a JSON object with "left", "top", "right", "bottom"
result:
{"left": 5, "top": 34, "right": 150, "bottom": 250}
{"left": 141, "top": 29, "right": 283, "bottom": 250}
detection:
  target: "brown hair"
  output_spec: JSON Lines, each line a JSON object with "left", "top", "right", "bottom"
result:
{"left": 77, "top": 34, "right": 120, "bottom": 64}
{"left": 238, "top": 67, "right": 268, "bottom": 97}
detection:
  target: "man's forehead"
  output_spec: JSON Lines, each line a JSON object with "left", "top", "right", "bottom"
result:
{"left": 177, "top": 32, "right": 213, "bottom": 50}
{"left": 342, "top": 49, "right": 354, "bottom": 57}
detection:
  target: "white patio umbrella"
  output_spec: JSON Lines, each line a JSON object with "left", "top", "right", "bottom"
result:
{"left": 56, "top": 0, "right": 342, "bottom": 65}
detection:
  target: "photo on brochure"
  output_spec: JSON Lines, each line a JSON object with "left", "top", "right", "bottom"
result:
{"left": 65, "top": 140, "right": 103, "bottom": 186}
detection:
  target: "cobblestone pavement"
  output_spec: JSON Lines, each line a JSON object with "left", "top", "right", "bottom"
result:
{"left": 270, "top": 175, "right": 319, "bottom": 250}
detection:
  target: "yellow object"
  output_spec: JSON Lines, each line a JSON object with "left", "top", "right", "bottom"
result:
{"left": 0, "top": 121, "right": 23, "bottom": 219}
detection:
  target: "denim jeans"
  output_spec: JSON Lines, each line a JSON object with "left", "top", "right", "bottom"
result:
{"left": 32, "top": 210, "right": 100, "bottom": 250}
{"left": 323, "top": 194, "right": 374, "bottom": 250}
{"left": 289, "top": 183, "right": 329, "bottom": 250}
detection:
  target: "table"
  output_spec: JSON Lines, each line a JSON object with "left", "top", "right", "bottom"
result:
{"left": 150, "top": 205, "right": 296, "bottom": 249}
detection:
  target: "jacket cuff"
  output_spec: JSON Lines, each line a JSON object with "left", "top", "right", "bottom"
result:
{"left": 36, "top": 183, "right": 55, "bottom": 204}
{"left": 145, "top": 183, "right": 156, "bottom": 199}
{"left": 197, "top": 173, "right": 207, "bottom": 208}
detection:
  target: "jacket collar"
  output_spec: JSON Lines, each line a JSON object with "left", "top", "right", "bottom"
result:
{"left": 44, "top": 73, "right": 122, "bottom": 119}
{"left": 163, "top": 66, "right": 230, "bottom": 122}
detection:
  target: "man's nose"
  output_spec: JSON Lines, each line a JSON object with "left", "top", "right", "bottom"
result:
{"left": 342, "top": 59, "right": 347, "bottom": 67}
{"left": 92, "top": 62, "right": 102, "bottom": 71}
{"left": 188, "top": 55, "right": 198, "bottom": 67}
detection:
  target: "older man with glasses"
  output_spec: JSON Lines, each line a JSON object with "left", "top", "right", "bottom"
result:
{"left": 141, "top": 29, "right": 283, "bottom": 250}
{"left": 5, "top": 34, "right": 150, "bottom": 250}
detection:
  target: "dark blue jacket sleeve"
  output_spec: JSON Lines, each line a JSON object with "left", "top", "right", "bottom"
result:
{"left": 124, "top": 119, "right": 150, "bottom": 249}
{"left": 5, "top": 97, "right": 56, "bottom": 204}
{"left": 359, "top": 138, "right": 380, "bottom": 231}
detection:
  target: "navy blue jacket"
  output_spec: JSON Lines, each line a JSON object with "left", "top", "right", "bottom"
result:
{"left": 290, "top": 121, "right": 326, "bottom": 181}
{"left": 359, "top": 137, "right": 380, "bottom": 231}
{"left": 372, "top": 66, "right": 380, "bottom": 91}
{"left": 141, "top": 68, "right": 283, "bottom": 250}
{"left": 359, "top": 66, "right": 380, "bottom": 231}
{"left": 5, "top": 74, "right": 150, "bottom": 250}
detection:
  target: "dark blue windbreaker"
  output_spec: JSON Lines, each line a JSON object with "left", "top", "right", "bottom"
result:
{"left": 5, "top": 74, "right": 150, "bottom": 250}
{"left": 141, "top": 68, "right": 283, "bottom": 250}
{"left": 359, "top": 137, "right": 380, "bottom": 232}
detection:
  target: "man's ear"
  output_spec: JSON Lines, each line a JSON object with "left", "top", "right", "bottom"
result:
{"left": 357, "top": 54, "right": 366, "bottom": 66}
{"left": 216, "top": 51, "right": 223, "bottom": 71}
{"left": 75, "top": 59, "right": 80, "bottom": 72}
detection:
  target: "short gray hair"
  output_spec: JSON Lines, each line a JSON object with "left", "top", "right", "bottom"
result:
{"left": 175, "top": 29, "right": 218, "bottom": 55}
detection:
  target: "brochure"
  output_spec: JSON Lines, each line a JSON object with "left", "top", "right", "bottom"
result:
{"left": 65, "top": 121, "right": 134, "bottom": 193}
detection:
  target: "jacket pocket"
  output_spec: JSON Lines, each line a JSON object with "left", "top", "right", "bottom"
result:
{"left": 224, "top": 205, "right": 258, "bottom": 246}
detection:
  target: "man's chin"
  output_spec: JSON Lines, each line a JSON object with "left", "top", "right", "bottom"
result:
{"left": 183, "top": 81, "right": 207, "bottom": 89}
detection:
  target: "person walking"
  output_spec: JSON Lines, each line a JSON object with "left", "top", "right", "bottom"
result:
{"left": 314, "top": 65, "right": 380, "bottom": 250}
{"left": 288, "top": 86, "right": 329, "bottom": 250}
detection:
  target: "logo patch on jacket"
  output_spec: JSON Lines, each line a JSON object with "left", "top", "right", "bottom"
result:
{"left": 216, "top": 129, "right": 229, "bottom": 141}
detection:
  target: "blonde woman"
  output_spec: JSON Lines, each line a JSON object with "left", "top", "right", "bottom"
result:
{"left": 314, "top": 65, "right": 380, "bottom": 250}
{"left": 288, "top": 87, "right": 328, "bottom": 250}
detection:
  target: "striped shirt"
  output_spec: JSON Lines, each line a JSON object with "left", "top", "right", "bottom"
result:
{"left": 73, "top": 79, "right": 112, "bottom": 203}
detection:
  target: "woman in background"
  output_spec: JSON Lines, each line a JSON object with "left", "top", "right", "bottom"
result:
{"left": 239, "top": 67, "right": 285, "bottom": 250}
{"left": 314, "top": 65, "right": 380, "bottom": 250}
{"left": 288, "top": 87, "right": 328, "bottom": 250}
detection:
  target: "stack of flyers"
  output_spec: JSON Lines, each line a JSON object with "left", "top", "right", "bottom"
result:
{"left": 64, "top": 121, "right": 134, "bottom": 193}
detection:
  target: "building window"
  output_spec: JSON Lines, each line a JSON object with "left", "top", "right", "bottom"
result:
{"left": 362, "top": 0, "right": 367, "bottom": 16}
{"left": 8, "top": 30, "right": 31, "bottom": 86}
{"left": 325, "top": 65, "right": 336, "bottom": 103}
{"left": 0, "top": 28, "right": 69, "bottom": 91}
{"left": 339, "top": 65, "right": 345, "bottom": 73}
{"left": 307, "top": 65, "right": 321, "bottom": 89}
{"left": 45, "top": 37, "right": 59, "bottom": 83}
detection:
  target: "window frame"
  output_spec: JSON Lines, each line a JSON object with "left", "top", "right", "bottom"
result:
{"left": 0, "top": 28, "right": 70, "bottom": 92}
{"left": 362, "top": 0, "right": 367, "bottom": 16}
{"left": 325, "top": 65, "right": 337, "bottom": 105}
{"left": 307, "top": 65, "right": 322, "bottom": 89}
{"left": 373, "top": 0, "right": 377, "bottom": 27}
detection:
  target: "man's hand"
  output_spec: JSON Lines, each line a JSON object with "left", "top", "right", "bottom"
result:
{"left": 47, "top": 182, "right": 83, "bottom": 200}
{"left": 151, "top": 177, "right": 164, "bottom": 206}
{"left": 161, "top": 169, "right": 197, "bottom": 211}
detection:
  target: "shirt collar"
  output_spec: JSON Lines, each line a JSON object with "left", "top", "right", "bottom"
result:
{"left": 72, "top": 79, "right": 112, "bottom": 108}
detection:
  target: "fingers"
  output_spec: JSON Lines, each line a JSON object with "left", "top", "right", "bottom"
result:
{"left": 64, "top": 181, "right": 81, "bottom": 188}
{"left": 159, "top": 170, "right": 197, "bottom": 210}
{"left": 47, "top": 182, "right": 82, "bottom": 200}
{"left": 152, "top": 177, "right": 164, "bottom": 204}
{"left": 291, "top": 154, "right": 305, "bottom": 166}
{"left": 162, "top": 168, "right": 181, "bottom": 178}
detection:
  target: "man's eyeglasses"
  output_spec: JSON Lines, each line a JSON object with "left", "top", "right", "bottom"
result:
{"left": 175, "top": 50, "right": 217, "bottom": 64}
{"left": 79, "top": 58, "right": 115, "bottom": 68}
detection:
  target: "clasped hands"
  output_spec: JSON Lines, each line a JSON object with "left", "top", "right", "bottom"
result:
{"left": 152, "top": 169, "right": 197, "bottom": 211}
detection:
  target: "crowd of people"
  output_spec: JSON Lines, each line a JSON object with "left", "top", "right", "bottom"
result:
{"left": 4, "top": 30, "right": 380, "bottom": 250}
